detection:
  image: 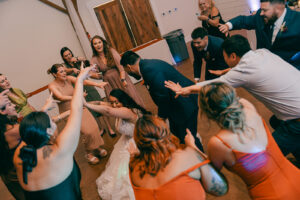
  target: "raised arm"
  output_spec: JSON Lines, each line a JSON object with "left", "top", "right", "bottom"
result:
{"left": 68, "top": 64, "right": 107, "bottom": 88}
{"left": 207, "top": 7, "right": 222, "bottom": 27}
{"left": 84, "top": 102, "right": 136, "bottom": 120}
{"left": 55, "top": 66, "right": 93, "bottom": 155}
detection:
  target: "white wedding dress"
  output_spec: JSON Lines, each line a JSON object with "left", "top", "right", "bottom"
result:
{"left": 96, "top": 117, "right": 137, "bottom": 200}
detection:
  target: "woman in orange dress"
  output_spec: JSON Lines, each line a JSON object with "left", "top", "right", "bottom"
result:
{"left": 129, "top": 115, "right": 228, "bottom": 200}
{"left": 199, "top": 82, "right": 300, "bottom": 199}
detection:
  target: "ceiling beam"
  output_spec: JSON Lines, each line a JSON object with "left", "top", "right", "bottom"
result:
{"left": 39, "top": 0, "right": 68, "bottom": 14}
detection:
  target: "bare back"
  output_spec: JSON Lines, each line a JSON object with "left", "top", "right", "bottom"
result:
{"left": 208, "top": 99, "right": 269, "bottom": 169}
{"left": 14, "top": 142, "right": 74, "bottom": 191}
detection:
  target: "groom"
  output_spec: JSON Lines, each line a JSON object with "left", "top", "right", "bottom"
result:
{"left": 120, "top": 51, "right": 203, "bottom": 151}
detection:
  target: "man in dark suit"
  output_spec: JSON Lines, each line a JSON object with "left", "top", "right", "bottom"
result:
{"left": 219, "top": 0, "right": 300, "bottom": 68}
{"left": 120, "top": 51, "right": 203, "bottom": 150}
{"left": 191, "top": 27, "right": 229, "bottom": 82}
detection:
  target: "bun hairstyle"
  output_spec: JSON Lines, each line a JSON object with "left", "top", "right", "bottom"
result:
{"left": 19, "top": 112, "right": 51, "bottom": 184}
{"left": 199, "top": 82, "right": 246, "bottom": 135}
{"left": 129, "top": 115, "right": 182, "bottom": 178}
{"left": 47, "top": 64, "right": 64, "bottom": 75}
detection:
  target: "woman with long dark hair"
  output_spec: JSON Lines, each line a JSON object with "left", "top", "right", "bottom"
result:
{"left": 199, "top": 82, "right": 300, "bottom": 199}
{"left": 13, "top": 66, "right": 93, "bottom": 200}
{"left": 84, "top": 89, "right": 150, "bottom": 200}
{"left": 60, "top": 46, "right": 116, "bottom": 137}
{"left": 90, "top": 35, "right": 145, "bottom": 108}
{"left": 129, "top": 115, "right": 228, "bottom": 200}
{"left": 0, "top": 93, "right": 68, "bottom": 200}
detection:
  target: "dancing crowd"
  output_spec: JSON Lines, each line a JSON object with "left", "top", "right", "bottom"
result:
{"left": 1, "top": 0, "right": 300, "bottom": 199}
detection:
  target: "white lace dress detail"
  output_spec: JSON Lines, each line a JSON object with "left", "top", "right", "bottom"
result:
{"left": 96, "top": 115, "right": 138, "bottom": 200}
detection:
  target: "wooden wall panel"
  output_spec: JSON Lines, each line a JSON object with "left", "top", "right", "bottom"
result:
{"left": 120, "top": 0, "right": 161, "bottom": 46}
{"left": 94, "top": 1, "right": 135, "bottom": 53}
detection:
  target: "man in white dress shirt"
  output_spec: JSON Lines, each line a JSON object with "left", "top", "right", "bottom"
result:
{"left": 219, "top": 0, "right": 300, "bottom": 68}
{"left": 165, "top": 35, "right": 300, "bottom": 164}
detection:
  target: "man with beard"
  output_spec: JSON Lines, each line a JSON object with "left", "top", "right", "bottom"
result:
{"left": 120, "top": 51, "right": 203, "bottom": 151}
{"left": 191, "top": 27, "right": 229, "bottom": 82}
{"left": 219, "top": 0, "right": 300, "bottom": 69}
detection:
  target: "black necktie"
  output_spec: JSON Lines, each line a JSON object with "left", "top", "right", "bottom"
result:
{"left": 265, "top": 24, "right": 274, "bottom": 43}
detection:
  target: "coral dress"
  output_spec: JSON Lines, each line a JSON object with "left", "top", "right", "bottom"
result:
{"left": 129, "top": 160, "right": 210, "bottom": 200}
{"left": 90, "top": 48, "right": 145, "bottom": 107}
{"left": 215, "top": 121, "right": 300, "bottom": 200}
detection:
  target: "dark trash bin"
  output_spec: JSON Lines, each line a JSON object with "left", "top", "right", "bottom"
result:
{"left": 163, "top": 29, "right": 189, "bottom": 63}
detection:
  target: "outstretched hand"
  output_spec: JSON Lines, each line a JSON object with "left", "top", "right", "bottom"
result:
{"left": 42, "top": 92, "right": 60, "bottom": 112}
{"left": 0, "top": 89, "right": 10, "bottom": 109}
{"left": 218, "top": 24, "right": 229, "bottom": 36}
{"left": 164, "top": 80, "right": 192, "bottom": 98}
{"left": 77, "top": 62, "right": 94, "bottom": 81}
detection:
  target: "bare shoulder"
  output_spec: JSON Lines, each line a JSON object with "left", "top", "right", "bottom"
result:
{"left": 211, "top": 6, "right": 220, "bottom": 16}
{"left": 239, "top": 98, "right": 256, "bottom": 111}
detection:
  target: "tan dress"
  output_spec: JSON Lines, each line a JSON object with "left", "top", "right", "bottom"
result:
{"left": 52, "top": 80, "right": 104, "bottom": 151}
{"left": 90, "top": 48, "right": 145, "bottom": 107}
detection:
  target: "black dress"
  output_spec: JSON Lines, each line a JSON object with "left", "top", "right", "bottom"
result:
{"left": 202, "top": 11, "right": 228, "bottom": 40}
{"left": 23, "top": 161, "right": 82, "bottom": 200}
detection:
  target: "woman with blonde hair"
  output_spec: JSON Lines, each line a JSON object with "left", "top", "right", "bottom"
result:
{"left": 197, "top": 0, "right": 228, "bottom": 39}
{"left": 199, "top": 82, "right": 300, "bottom": 199}
{"left": 129, "top": 114, "right": 228, "bottom": 200}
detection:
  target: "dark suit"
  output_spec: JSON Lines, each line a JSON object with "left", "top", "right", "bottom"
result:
{"left": 229, "top": 8, "right": 300, "bottom": 67}
{"left": 192, "top": 35, "right": 229, "bottom": 80}
{"left": 139, "top": 59, "right": 203, "bottom": 150}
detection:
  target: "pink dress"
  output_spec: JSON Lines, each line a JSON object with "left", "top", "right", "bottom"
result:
{"left": 90, "top": 48, "right": 145, "bottom": 107}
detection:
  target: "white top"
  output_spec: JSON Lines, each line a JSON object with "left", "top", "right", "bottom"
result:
{"left": 197, "top": 49, "right": 300, "bottom": 120}
{"left": 272, "top": 8, "right": 287, "bottom": 44}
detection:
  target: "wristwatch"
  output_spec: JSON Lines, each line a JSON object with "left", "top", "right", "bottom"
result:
{"left": 121, "top": 79, "right": 126, "bottom": 82}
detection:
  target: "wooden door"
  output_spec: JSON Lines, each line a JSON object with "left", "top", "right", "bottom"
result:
{"left": 120, "top": 0, "right": 161, "bottom": 46}
{"left": 94, "top": 1, "right": 135, "bottom": 53}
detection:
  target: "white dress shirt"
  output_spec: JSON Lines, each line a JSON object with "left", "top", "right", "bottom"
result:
{"left": 271, "top": 8, "right": 287, "bottom": 44}
{"left": 197, "top": 49, "right": 300, "bottom": 120}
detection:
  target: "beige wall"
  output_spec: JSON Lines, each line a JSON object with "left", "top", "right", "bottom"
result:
{"left": 78, "top": 0, "right": 254, "bottom": 42}
{"left": 0, "top": 0, "right": 84, "bottom": 93}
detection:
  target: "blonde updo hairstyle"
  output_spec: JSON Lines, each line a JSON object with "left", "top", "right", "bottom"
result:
{"left": 199, "top": 82, "right": 247, "bottom": 136}
{"left": 130, "top": 115, "right": 183, "bottom": 178}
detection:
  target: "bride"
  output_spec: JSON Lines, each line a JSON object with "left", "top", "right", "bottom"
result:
{"left": 84, "top": 89, "right": 150, "bottom": 200}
